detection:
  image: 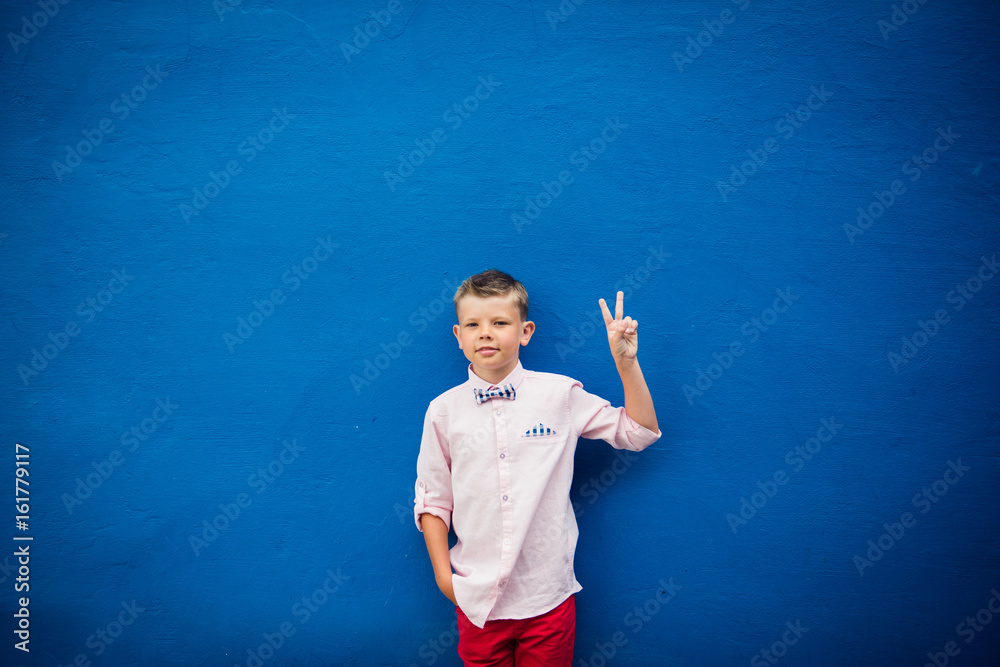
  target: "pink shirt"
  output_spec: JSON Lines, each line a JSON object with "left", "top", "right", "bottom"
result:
{"left": 414, "top": 360, "right": 661, "bottom": 628}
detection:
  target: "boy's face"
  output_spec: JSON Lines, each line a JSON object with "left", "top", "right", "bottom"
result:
{"left": 453, "top": 293, "right": 535, "bottom": 384}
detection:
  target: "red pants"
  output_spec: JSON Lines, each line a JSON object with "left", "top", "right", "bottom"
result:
{"left": 456, "top": 595, "right": 575, "bottom": 666}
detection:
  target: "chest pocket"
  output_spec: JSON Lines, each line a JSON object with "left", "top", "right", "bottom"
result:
{"left": 518, "top": 422, "right": 560, "bottom": 439}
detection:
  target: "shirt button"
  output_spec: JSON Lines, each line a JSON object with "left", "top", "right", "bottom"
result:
{"left": 495, "top": 410, "right": 501, "bottom": 416}
{"left": 499, "top": 453, "right": 505, "bottom": 459}
{"left": 499, "top": 581, "right": 505, "bottom": 588}
{"left": 503, "top": 538, "right": 510, "bottom": 546}
{"left": 502, "top": 495, "right": 508, "bottom": 501}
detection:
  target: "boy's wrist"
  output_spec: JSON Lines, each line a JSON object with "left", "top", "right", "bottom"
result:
{"left": 433, "top": 566, "right": 454, "bottom": 584}
{"left": 615, "top": 356, "right": 639, "bottom": 372}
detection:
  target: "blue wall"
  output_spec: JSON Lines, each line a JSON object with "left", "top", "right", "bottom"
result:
{"left": 2, "top": 0, "right": 999, "bottom": 665}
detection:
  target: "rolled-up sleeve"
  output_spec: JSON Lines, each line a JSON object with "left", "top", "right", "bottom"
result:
{"left": 414, "top": 404, "right": 454, "bottom": 532}
{"left": 569, "top": 381, "right": 661, "bottom": 451}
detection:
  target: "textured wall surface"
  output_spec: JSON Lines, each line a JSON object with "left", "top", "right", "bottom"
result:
{"left": 1, "top": 0, "right": 998, "bottom": 665}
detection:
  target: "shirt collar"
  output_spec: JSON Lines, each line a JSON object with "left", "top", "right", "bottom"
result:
{"left": 467, "top": 360, "right": 526, "bottom": 393}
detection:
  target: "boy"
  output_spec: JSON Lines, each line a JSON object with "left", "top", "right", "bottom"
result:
{"left": 413, "top": 269, "right": 660, "bottom": 665}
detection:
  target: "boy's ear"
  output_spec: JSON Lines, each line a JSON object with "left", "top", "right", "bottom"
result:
{"left": 519, "top": 320, "right": 535, "bottom": 346}
{"left": 453, "top": 324, "right": 463, "bottom": 348}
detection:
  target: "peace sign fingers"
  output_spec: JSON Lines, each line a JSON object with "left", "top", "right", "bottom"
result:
{"left": 599, "top": 290, "right": 625, "bottom": 325}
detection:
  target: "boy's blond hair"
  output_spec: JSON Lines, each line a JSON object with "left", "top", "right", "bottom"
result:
{"left": 454, "top": 269, "right": 529, "bottom": 322}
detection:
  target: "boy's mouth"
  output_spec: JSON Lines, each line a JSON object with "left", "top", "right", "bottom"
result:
{"left": 477, "top": 347, "right": 499, "bottom": 356}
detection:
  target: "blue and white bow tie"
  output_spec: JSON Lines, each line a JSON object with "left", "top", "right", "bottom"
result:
{"left": 473, "top": 384, "right": 516, "bottom": 405}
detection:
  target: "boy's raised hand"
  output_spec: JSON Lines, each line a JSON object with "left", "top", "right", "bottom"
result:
{"left": 599, "top": 290, "right": 638, "bottom": 363}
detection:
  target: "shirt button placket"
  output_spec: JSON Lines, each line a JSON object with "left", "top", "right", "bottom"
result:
{"left": 494, "top": 398, "right": 513, "bottom": 596}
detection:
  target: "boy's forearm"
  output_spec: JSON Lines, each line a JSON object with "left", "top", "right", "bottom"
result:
{"left": 420, "top": 513, "right": 453, "bottom": 582}
{"left": 616, "top": 357, "right": 658, "bottom": 433}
